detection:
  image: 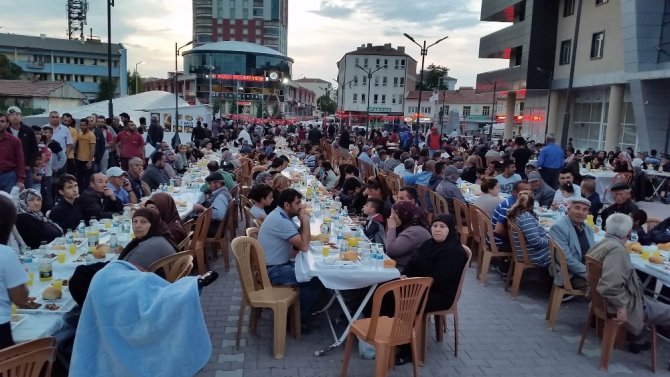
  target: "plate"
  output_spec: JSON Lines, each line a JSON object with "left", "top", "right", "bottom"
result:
{"left": 314, "top": 256, "right": 360, "bottom": 268}
{"left": 16, "top": 292, "right": 76, "bottom": 314}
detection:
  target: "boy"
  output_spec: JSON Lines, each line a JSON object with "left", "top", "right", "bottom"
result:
{"left": 361, "top": 198, "right": 385, "bottom": 244}
{"left": 580, "top": 178, "right": 603, "bottom": 218}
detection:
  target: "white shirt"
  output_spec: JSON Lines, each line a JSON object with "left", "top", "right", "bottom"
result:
{"left": 553, "top": 183, "right": 582, "bottom": 204}
{"left": 0, "top": 245, "right": 27, "bottom": 323}
{"left": 238, "top": 129, "right": 252, "bottom": 145}
{"left": 46, "top": 123, "right": 74, "bottom": 153}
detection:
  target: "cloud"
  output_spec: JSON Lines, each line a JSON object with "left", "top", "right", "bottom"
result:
{"left": 310, "top": 0, "right": 355, "bottom": 19}
{"left": 351, "top": 0, "right": 479, "bottom": 28}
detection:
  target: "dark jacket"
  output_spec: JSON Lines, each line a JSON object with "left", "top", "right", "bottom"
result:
{"left": 586, "top": 192, "right": 603, "bottom": 218}
{"left": 338, "top": 129, "right": 350, "bottom": 149}
{"left": 93, "top": 126, "right": 106, "bottom": 163}
{"left": 601, "top": 200, "right": 638, "bottom": 229}
{"left": 141, "top": 164, "right": 168, "bottom": 191}
{"left": 191, "top": 126, "right": 206, "bottom": 142}
{"left": 13, "top": 123, "right": 39, "bottom": 167}
{"left": 49, "top": 199, "right": 85, "bottom": 231}
{"left": 78, "top": 187, "right": 123, "bottom": 222}
{"left": 16, "top": 213, "right": 63, "bottom": 249}
{"left": 148, "top": 122, "right": 164, "bottom": 147}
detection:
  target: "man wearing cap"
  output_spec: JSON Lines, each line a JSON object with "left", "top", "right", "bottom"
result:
{"left": 141, "top": 152, "right": 170, "bottom": 191}
{"left": 528, "top": 171, "right": 555, "bottom": 208}
{"left": 0, "top": 113, "right": 25, "bottom": 192}
{"left": 435, "top": 165, "right": 466, "bottom": 214}
{"left": 192, "top": 172, "right": 232, "bottom": 236}
{"left": 426, "top": 127, "right": 441, "bottom": 157}
{"left": 548, "top": 197, "right": 595, "bottom": 290}
{"left": 537, "top": 134, "right": 564, "bottom": 189}
{"left": 107, "top": 167, "right": 137, "bottom": 205}
{"left": 7, "top": 106, "right": 38, "bottom": 188}
{"left": 600, "top": 183, "right": 639, "bottom": 228}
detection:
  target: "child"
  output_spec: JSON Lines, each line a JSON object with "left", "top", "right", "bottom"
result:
{"left": 361, "top": 198, "right": 386, "bottom": 244}
{"left": 580, "top": 178, "right": 602, "bottom": 218}
{"left": 247, "top": 183, "right": 274, "bottom": 221}
{"left": 552, "top": 182, "right": 576, "bottom": 208}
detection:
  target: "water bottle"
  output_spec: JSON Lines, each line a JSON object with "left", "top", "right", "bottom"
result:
{"left": 630, "top": 231, "right": 639, "bottom": 243}
{"left": 596, "top": 216, "right": 603, "bottom": 229}
{"left": 66, "top": 229, "right": 74, "bottom": 244}
{"left": 558, "top": 204, "right": 566, "bottom": 216}
{"left": 77, "top": 220, "right": 85, "bottom": 236}
{"left": 110, "top": 232, "right": 118, "bottom": 248}
{"left": 38, "top": 252, "right": 53, "bottom": 282}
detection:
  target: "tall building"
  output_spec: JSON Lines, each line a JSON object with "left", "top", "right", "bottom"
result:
{"left": 336, "top": 43, "right": 417, "bottom": 125}
{"left": 193, "top": 0, "right": 288, "bottom": 55}
{"left": 293, "top": 78, "right": 332, "bottom": 116}
{"left": 0, "top": 33, "right": 127, "bottom": 102}
{"left": 477, "top": 0, "right": 670, "bottom": 153}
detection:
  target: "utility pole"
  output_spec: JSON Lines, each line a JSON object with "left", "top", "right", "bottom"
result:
{"left": 106, "top": 0, "right": 114, "bottom": 118}
{"left": 356, "top": 64, "right": 386, "bottom": 133}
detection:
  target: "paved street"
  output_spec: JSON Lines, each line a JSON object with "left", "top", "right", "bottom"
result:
{"left": 197, "top": 237, "right": 668, "bottom": 377}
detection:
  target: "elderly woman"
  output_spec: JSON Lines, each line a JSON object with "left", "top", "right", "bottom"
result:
{"left": 15, "top": 189, "right": 63, "bottom": 249}
{"left": 118, "top": 208, "right": 176, "bottom": 270}
{"left": 384, "top": 201, "right": 432, "bottom": 271}
{"left": 144, "top": 192, "right": 187, "bottom": 245}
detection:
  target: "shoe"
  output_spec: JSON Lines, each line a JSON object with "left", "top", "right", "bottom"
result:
{"left": 394, "top": 347, "right": 413, "bottom": 366}
{"left": 562, "top": 295, "right": 575, "bottom": 303}
{"left": 628, "top": 341, "right": 651, "bottom": 354}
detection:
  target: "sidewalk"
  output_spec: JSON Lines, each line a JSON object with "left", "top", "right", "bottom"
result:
{"left": 197, "top": 254, "right": 665, "bottom": 377}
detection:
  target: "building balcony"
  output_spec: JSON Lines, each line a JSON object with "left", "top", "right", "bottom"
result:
{"left": 478, "top": 21, "right": 527, "bottom": 59}
{"left": 481, "top": 0, "right": 525, "bottom": 22}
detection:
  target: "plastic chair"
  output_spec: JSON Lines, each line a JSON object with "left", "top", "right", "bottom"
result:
{"left": 245, "top": 227, "right": 259, "bottom": 239}
{"left": 206, "top": 199, "right": 238, "bottom": 272}
{"left": 469, "top": 205, "right": 484, "bottom": 270}
{"left": 231, "top": 236, "right": 300, "bottom": 359}
{"left": 431, "top": 191, "right": 449, "bottom": 217}
{"left": 453, "top": 199, "right": 472, "bottom": 247}
{"left": 644, "top": 218, "right": 662, "bottom": 232}
{"left": 188, "top": 207, "right": 212, "bottom": 275}
{"left": 578, "top": 256, "right": 657, "bottom": 372}
{"left": 475, "top": 210, "right": 513, "bottom": 285}
{"left": 0, "top": 337, "right": 55, "bottom": 362}
{"left": 147, "top": 251, "right": 194, "bottom": 283}
{"left": 177, "top": 230, "right": 194, "bottom": 251}
{"left": 0, "top": 347, "right": 55, "bottom": 377}
{"left": 340, "top": 277, "right": 433, "bottom": 377}
{"left": 545, "top": 239, "right": 587, "bottom": 330}
{"left": 417, "top": 246, "right": 472, "bottom": 364}
{"left": 507, "top": 221, "right": 541, "bottom": 299}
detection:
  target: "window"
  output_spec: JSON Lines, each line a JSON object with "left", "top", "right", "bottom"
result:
{"left": 400, "top": 59, "right": 405, "bottom": 68}
{"left": 399, "top": 77, "right": 404, "bottom": 87}
{"left": 382, "top": 77, "right": 387, "bottom": 86}
{"left": 398, "top": 96, "right": 403, "bottom": 105}
{"left": 463, "top": 106, "right": 471, "bottom": 116}
{"left": 590, "top": 31, "right": 605, "bottom": 59}
{"left": 392, "top": 94, "right": 397, "bottom": 104}
{"left": 353, "top": 94, "right": 358, "bottom": 103}
{"left": 353, "top": 76, "right": 358, "bottom": 86}
{"left": 374, "top": 76, "right": 379, "bottom": 86}
{"left": 230, "top": 8, "right": 235, "bottom": 16}
{"left": 373, "top": 94, "right": 378, "bottom": 104}
{"left": 384, "top": 59, "right": 388, "bottom": 68}
{"left": 560, "top": 40, "right": 572, "bottom": 65}
{"left": 242, "top": 8, "right": 248, "bottom": 18}
{"left": 393, "top": 77, "right": 398, "bottom": 87}
{"left": 256, "top": 28, "right": 261, "bottom": 35}
{"left": 253, "top": 8, "right": 263, "bottom": 16}
{"left": 564, "top": 0, "right": 575, "bottom": 16}
{"left": 256, "top": 38, "right": 261, "bottom": 44}
{"left": 361, "top": 94, "right": 366, "bottom": 102}
{"left": 423, "top": 107, "right": 430, "bottom": 114}
{"left": 230, "top": 28, "right": 236, "bottom": 34}
{"left": 242, "top": 29, "right": 248, "bottom": 35}
{"left": 363, "top": 58, "right": 368, "bottom": 68}
{"left": 596, "top": 0, "right": 608, "bottom": 5}
{"left": 355, "top": 57, "right": 359, "bottom": 66}
{"left": 243, "top": 19, "right": 248, "bottom": 25}
{"left": 93, "top": 76, "right": 98, "bottom": 83}
{"left": 362, "top": 76, "right": 367, "bottom": 86}
{"left": 381, "top": 95, "right": 386, "bottom": 104}
{"left": 482, "top": 106, "right": 491, "bottom": 116}
{"left": 394, "top": 59, "right": 399, "bottom": 69}
{"left": 444, "top": 105, "right": 449, "bottom": 114}
{"left": 66, "top": 57, "right": 70, "bottom": 64}
{"left": 376, "top": 58, "right": 380, "bottom": 68}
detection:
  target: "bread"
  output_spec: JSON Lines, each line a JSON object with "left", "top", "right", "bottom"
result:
{"left": 631, "top": 244, "right": 644, "bottom": 253}
{"left": 310, "top": 234, "right": 329, "bottom": 243}
{"left": 383, "top": 259, "right": 397, "bottom": 269}
{"left": 659, "top": 242, "right": 670, "bottom": 251}
{"left": 42, "top": 286, "right": 62, "bottom": 300}
{"left": 340, "top": 251, "right": 359, "bottom": 262}
{"left": 93, "top": 245, "right": 108, "bottom": 259}
{"left": 51, "top": 245, "right": 66, "bottom": 250}
{"left": 649, "top": 255, "right": 665, "bottom": 265}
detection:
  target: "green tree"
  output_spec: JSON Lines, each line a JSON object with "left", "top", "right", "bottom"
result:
{"left": 317, "top": 94, "right": 336, "bottom": 115}
{"left": 127, "top": 70, "right": 144, "bottom": 95}
{"left": 416, "top": 64, "right": 450, "bottom": 91}
{"left": 0, "top": 55, "right": 23, "bottom": 79}
{"left": 95, "top": 76, "right": 118, "bottom": 103}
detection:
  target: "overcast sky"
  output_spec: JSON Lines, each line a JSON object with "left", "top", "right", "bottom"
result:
{"left": 0, "top": 0, "right": 509, "bottom": 88}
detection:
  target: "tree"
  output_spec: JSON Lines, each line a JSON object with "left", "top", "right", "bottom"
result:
{"left": 416, "top": 64, "right": 450, "bottom": 91}
{"left": 127, "top": 70, "right": 144, "bottom": 95}
{"left": 0, "top": 55, "right": 23, "bottom": 79}
{"left": 317, "top": 94, "right": 336, "bottom": 115}
{"left": 95, "top": 76, "right": 118, "bottom": 103}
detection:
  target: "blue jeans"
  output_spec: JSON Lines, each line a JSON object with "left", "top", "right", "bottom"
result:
{"left": 267, "top": 262, "right": 321, "bottom": 320}
{"left": 0, "top": 171, "right": 17, "bottom": 193}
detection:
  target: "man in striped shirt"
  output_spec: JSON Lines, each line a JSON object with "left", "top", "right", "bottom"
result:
{"left": 491, "top": 180, "right": 530, "bottom": 252}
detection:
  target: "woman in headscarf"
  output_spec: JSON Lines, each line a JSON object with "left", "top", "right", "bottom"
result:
{"left": 222, "top": 150, "right": 241, "bottom": 169}
{"left": 15, "top": 189, "right": 63, "bottom": 249}
{"left": 384, "top": 201, "right": 431, "bottom": 271}
{"left": 118, "top": 208, "right": 176, "bottom": 270}
{"left": 144, "top": 192, "right": 187, "bottom": 245}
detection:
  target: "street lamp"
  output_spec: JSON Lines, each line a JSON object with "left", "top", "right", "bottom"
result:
{"left": 204, "top": 64, "right": 215, "bottom": 107}
{"left": 106, "top": 0, "right": 115, "bottom": 118}
{"left": 404, "top": 33, "right": 448, "bottom": 133}
{"left": 356, "top": 64, "right": 386, "bottom": 133}
{"left": 134, "top": 61, "right": 144, "bottom": 94}
{"left": 175, "top": 40, "right": 194, "bottom": 133}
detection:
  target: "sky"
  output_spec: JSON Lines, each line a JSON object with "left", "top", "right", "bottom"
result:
{"left": 0, "top": 0, "right": 509, "bottom": 89}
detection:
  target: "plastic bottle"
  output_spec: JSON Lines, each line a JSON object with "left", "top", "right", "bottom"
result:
{"left": 630, "top": 231, "right": 639, "bottom": 243}
{"left": 76, "top": 220, "right": 85, "bottom": 237}
{"left": 38, "top": 252, "right": 53, "bottom": 282}
{"left": 596, "top": 216, "right": 603, "bottom": 229}
{"left": 66, "top": 229, "right": 74, "bottom": 244}
{"left": 110, "top": 232, "right": 118, "bottom": 248}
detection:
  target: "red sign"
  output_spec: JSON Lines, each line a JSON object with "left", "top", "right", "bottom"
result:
{"left": 213, "top": 74, "right": 265, "bottom": 82}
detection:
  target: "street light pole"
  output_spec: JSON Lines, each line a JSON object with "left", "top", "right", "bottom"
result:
{"left": 204, "top": 65, "right": 214, "bottom": 107}
{"left": 561, "top": 0, "right": 583, "bottom": 148}
{"left": 175, "top": 40, "right": 193, "bottom": 133}
{"left": 107, "top": 0, "right": 114, "bottom": 118}
{"left": 134, "top": 61, "right": 144, "bottom": 94}
{"left": 356, "top": 64, "right": 386, "bottom": 133}
{"left": 404, "top": 33, "right": 448, "bottom": 134}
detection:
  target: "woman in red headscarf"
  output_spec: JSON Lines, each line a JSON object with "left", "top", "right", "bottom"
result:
{"left": 384, "top": 201, "right": 432, "bottom": 272}
{"left": 145, "top": 192, "right": 187, "bottom": 245}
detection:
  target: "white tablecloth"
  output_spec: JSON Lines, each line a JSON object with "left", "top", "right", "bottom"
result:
{"left": 295, "top": 251, "right": 399, "bottom": 290}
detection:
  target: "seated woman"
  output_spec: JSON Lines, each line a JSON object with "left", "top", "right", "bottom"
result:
{"left": 472, "top": 177, "right": 502, "bottom": 217}
{"left": 118, "top": 208, "right": 177, "bottom": 270}
{"left": 222, "top": 150, "right": 241, "bottom": 169}
{"left": 15, "top": 189, "right": 63, "bottom": 249}
{"left": 363, "top": 175, "right": 393, "bottom": 218}
{"left": 506, "top": 192, "right": 551, "bottom": 269}
{"left": 144, "top": 192, "right": 187, "bottom": 246}
{"left": 385, "top": 201, "right": 432, "bottom": 272}
{"left": 247, "top": 184, "right": 273, "bottom": 221}
{"left": 332, "top": 164, "right": 361, "bottom": 192}
{"left": 254, "top": 171, "right": 273, "bottom": 187}
{"left": 315, "top": 160, "right": 338, "bottom": 190}
{"left": 460, "top": 156, "right": 481, "bottom": 184}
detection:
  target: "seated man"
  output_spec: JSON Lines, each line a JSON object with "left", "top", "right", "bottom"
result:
{"left": 192, "top": 172, "right": 231, "bottom": 237}
{"left": 528, "top": 171, "right": 555, "bottom": 208}
{"left": 435, "top": 165, "right": 465, "bottom": 215}
{"left": 580, "top": 178, "right": 602, "bottom": 218}
{"left": 141, "top": 151, "right": 170, "bottom": 191}
{"left": 492, "top": 181, "right": 531, "bottom": 252}
{"left": 587, "top": 213, "right": 670, "bottom": 353}
{"left": 49, "top": 174, "right": 84, "bottom": 231}
{"left": 600, "top": 183, "right": 639, "bottom": 228}
{"left": 552, "top": 168, "right": 582, "bottom": 204}
{"left": 495, "top": 159, "right": 522, "bottom": 195}
{"left": 258, "top": 188, "right": 320, "bottom": 324}
{"left": 79, "top": 173, "right": 124, "bottom": 222}
{"left": 396, "top": 186, "right": 419, "bottom": 206}
{"left": 106, "top": 167, "right": 137, "bottom": 205}
{"left": 127, "top": 157, "right": 151, "bottom": 200}
{"left": 548, "top": 197, "right": 595, "bottom": 290}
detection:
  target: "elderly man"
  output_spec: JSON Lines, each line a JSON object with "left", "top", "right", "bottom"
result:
{"left": 528, "top": 171, "right": 555, "bottom": 208}
{"left": 192, "top": 172, "right": 232, "bottom": 236}
{"left": 549, "top": 197, "right": 595, "bottom": 289}
{"left": 7, "top": 106, "right": 39, "bottom": 188}
{"left": 587, "top": 213, "right": 670, "bottom": 353}
{"left": 601, "top": 183, "right": 639, "bottom": 228}
{"left": 0, "top": 113, "right": 26, "bottom": 192}
{"left": 435, "top": 165, "right": 465, "bottom": 215}
{"left": 106, "top": 167, "right": 137, "bottom": 205}
{"left": 79, "top": 173, "right": 123, "bottom": 221}
{"left": 127, "top": 157, "right": 150, "bottom": 200}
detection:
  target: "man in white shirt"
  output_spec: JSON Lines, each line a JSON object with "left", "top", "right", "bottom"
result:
{"left": 495, "top": 159, "right": 522, "bottom": 195}
{"left": 44, "top": 111, "right": 74, "bottom": 159}
{"left": 552, "top": 168, "right": 582, "bottom": 204}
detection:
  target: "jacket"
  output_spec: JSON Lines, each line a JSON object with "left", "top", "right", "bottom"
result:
{"left": 78, "top": 187, "right": 124, "bottom": 222}
{"left": 548, "top": 215, "right": 595, "bottom": 285}
{"left": 586, "top": 234, "right": 645, "bottom": 335}
{"left": 534, "top": 181, "right": 555, "bottom": 208}
{"left": 141, "top": 164, "right": 168, "bottom": 191}
{"left": 49, "top": 199, "right": 84, "bottom": 232}
{"left": 148, "top": 123, "right": 164, "bottom": 148}
{"left": 13, "top": 123, "right": 39, "bottom": 167}
{"left": 363, "top": 214, "right": 386, "bottom": 245}
{"left": 384, "top": 225, "right": 432, "bottom": 271}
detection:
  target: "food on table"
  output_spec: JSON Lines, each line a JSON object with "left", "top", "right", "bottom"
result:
{"left": 93, "top": 244, "right": 110, "bottom": 259}
{"left": 44, "top": 303, "right": 61, "bottom": 311}
{"left": 176, "top": 200, "right": 188, "bottom": 207}
{"left": 626, "top": 242, "right": 642, "bottom": 254}
{"left": 649, "top": 255, "right": 665, "bottom": 265}
{"left": 51, "top": 245, "right": 66, "bottom": 250}
{"left": 593, "top": 226, "right": 600, "bottom": 233}
{"left": 340, "top": 251, "right": 359, "bottom": 262}
{"left": 659, "top": 242, "right": 670, "bottom": 251}
{"left": 311, "top": 234, "right": 329, "bottom": 243}
{"left": 383, "top": 259, "right": 396, "bottom": 268}
{"left": 22, "top": 300, "right": 41, "bottom": 309}
{"left": 61, "top": 279, "right": 69, "bottom": 286}
{"left": 11, "top": 314, "right": 22, "bottom": 322}
{"left": 42, "top": 286, "right": 63, "bottom": 300}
